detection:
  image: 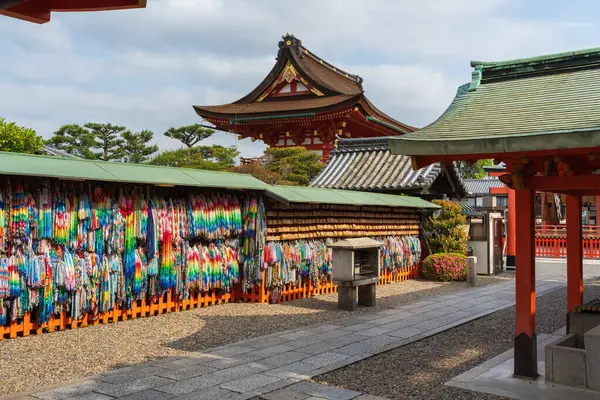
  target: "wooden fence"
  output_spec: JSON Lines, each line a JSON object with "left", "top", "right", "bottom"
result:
{"left": 536, "top": 237, "right": 600, "bottom": 259}
{"left": 0, "top": 263, "right": 420, "bottom": 340}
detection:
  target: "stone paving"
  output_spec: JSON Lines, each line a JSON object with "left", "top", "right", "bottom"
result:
{"left": 6, "top": 261, "right": 598, "bottom": 400}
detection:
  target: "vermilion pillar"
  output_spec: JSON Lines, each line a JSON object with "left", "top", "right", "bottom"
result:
{"left": 506, "top": 188, "right": 516, "bottom": 269}
{"left": 514, "top": 188, "right": 538, "bottom": 379}
{"left": 596, "top": 196, "right": 600, "bottom": 227}
{"left": 566, "top": 195, "right": 583, "bottom": 313}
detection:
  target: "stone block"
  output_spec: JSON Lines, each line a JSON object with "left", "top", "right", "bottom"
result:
{"left": 94, "top": 376, "right": 175, "bottom": 398}
{"left": 154, "top": 373, "right": 228, "bottom": 395}
{"left": 357, "top": 283, "right": 376, "bottom": 307}
{"left": 220, "top": 373, "right": 281, "bottom": 393}
{"left": 585, "top": 325, "right": 600, "bottom": 391}
{"left": 261, "top": 351, "right": 312, "bottom": 367}
{"left": 153, "top": 363, "right": 216, "bottom": 380}
{"left": 31, "top": 380, "right": 106, "bottom": 400}
{"left": 61, "top": 393, "right": 114, "bottom": 400}
{"left": 263, "top": 361, "right": 320, "bottom": 379}
{"left": 204, "top": 353, "right": 264, "bottom": 369}
{"left": 117, "top": 389, "right": 176, "bottom": 400}
{"left": 215, "top": 362, "right": 270, "bottom": 380}
{"left": 338, "top": 286, "right": 357, "bottom": 311}
{"left": 98, "top": 365, "right": 168, "bottom": 384}
{"left": 545, "top": 334, "right": 587, "bottom": 388}
{"left": 288, "top": 381, "right": 362, "bottom": 400}
{"left": 303, "top": 352, "right": 349, "bottom": 367}
{"left": 175, "top": 386, "right": 243, "bottom": 400}
{"left": 262, "top": 389, "right": 311, "bottom": 400}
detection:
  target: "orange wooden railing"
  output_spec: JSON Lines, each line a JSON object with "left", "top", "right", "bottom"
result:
{"left": 535, "top": 237, "right": 600, "bottom": 258}
{"left": 0, "top": 263, "right": 420, "bottom": 340}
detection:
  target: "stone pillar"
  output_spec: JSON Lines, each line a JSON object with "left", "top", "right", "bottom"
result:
{"left": 514, "top": 188, "right": 538, "bottom": 379}
{"left": 357, "top": 284, "right": 376, "bottom": 307}
{"left": 467, "top": 256, "right": 477, "bottom": 287}
{"left": 338, "top": 286, "right": 357, "bottom": 311}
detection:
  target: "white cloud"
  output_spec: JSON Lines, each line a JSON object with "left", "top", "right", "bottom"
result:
{"left": 1, "top": 0, "right": 598, "bottom": 159}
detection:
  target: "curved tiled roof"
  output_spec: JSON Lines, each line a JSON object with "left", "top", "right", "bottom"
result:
{"left": 462, "top": 178, "right": 505, "bottom": 195}
{"left": 194, "top": 34, "right": 416, "bottom": 135}
{"left": 310, "top": 137, "right": 464, "bottom": 195}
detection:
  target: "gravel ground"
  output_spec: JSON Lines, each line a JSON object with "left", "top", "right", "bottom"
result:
{"left": 317, "top": 276, "right": 600, "bottom": 400}
{"left": 0, "top": 276, "right": 508, "bottom": 396}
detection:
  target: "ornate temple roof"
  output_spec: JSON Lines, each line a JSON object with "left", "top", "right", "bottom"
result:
{"left": 389, "top": 47, "right": 600, "bottom": 157}
{"left": 0, "top": 0, "right": 146, "bottom": 23}
{"left": 310, "top": 137, "right": 465, "bottom": 197}
{"left": 194, "top": 34, "right": 415, "bottom": 135}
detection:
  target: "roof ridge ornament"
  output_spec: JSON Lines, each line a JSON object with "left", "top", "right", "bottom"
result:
{"left": 469, "top": 66, "right": 482, "bottom": 92}
{"left": 279, "top": 33, "right": 302, "bottom": 56}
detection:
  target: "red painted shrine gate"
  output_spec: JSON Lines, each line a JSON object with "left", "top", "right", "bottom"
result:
{"left": 194, "top": 35, "right": 415, "bottom": 161}
{"left": 390, "top": 48, "right": 600, "bottom": 378}
{"left": 0, "top": 0, "right": 145, "bottom": 24}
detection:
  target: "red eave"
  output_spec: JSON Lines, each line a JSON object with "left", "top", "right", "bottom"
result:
{"left": 0, "top": 0, "right": 146, "bottom": 24}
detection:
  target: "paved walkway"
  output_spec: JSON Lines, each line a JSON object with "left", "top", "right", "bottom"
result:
{"left": 7, "top": 261, "right": 599, "bottom": 400}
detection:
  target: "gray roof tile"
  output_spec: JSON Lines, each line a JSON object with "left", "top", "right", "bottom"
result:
{"left": 311, "top": 137, "right": 463, "bottom": 195}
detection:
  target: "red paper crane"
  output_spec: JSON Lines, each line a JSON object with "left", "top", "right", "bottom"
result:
{"left": 0, "top": 0, "right": 146, "bottom": 24}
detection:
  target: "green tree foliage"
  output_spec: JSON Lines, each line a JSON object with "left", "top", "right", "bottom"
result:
{"left": 232, "top": 163, "right": 292, "bottom": 185}
{"left": 120, "top": 130, "right": 159, "bottom": 164}
{"left": 149, "top": 145, "right": 239, "bottom": 171}
{"left": 85, "top": 123, "right": 127, "bottom": 161}
{"left": 46, "top": 124, "right": 97, "bottom": 159}
{"left": 164, "top": 124, "right": 215, "bottom": 148}
{"left": 456, "top": 159, "right": 493, "bottom": 179}
{"left": 263, "top": 147, "right": 323, "bottom": 186}
{"left": 424, "top": 200, "right": 468, "bottom": 255}
{"left": 0, "top": 117, "right": 44, "bottom": 154}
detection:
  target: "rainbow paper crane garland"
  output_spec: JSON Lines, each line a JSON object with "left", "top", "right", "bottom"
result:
{"left": 0, "top": 181, "right": 264, "bottom": 326}
{"left": 262, "top": 235, "right": 422, "bottom": 290}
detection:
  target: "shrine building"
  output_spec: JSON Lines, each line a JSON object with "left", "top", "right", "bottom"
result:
{"left": 389, "top": 47, "right": 600, "bottom": 385}
{"left": 193, "top": 34, "right": 416, "bottom": 161}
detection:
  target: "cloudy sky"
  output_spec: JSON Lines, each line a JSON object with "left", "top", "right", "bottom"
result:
{"left": 1, "top": 0, "right": 598, "bottom": 158}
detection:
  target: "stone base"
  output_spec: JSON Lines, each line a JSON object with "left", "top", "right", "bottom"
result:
{"left": 357, "top": 283, "right": 376, "bottom": 307}
{"left": 337, "top": 282, "right": 377, "bottom": 311}
{"left": 338, "top": 286, "right": 357, "bottom": 311}
{"left": 514, "top": 333, "right": 539, "bottom": 379}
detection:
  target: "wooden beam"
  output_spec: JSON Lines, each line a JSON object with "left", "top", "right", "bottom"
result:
{"left": 528, "top": 175, "right": 600, "bottom": 192}
{"left": 48, "top": 0, "right": 144, "bottom": 11}
{"left": 566, "top": 195, "right": 583, "bottom": 312}
{"left": 0, "top": 1, "right": 50, "bottom": 23}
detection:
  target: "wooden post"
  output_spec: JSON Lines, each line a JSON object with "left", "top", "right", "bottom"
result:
{"left": 507, "top": 188, "right": 516, "bottom": 269}
{"left": 567, "top": 195, "right": 584, "bottom": 312}
{"left": 514, "top": 188, "right": 538, "bottom": 379}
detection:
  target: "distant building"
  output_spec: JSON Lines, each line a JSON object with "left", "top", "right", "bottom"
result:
{"left": 310, "top": 137, "right": 466, "bottom": 199}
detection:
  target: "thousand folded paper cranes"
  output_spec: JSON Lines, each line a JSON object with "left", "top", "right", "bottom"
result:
{"left": 0, "top": 182, "right": 265, "bottom": 325}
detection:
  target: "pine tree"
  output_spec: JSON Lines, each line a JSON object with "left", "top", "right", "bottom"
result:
{"left": 46, "top": 124, "right": 97, "bottom": 159}
{"left": 164, "top": 124, "right": 215, "bottom": 148}
{"left": 85, "top": 123, "right": 126, "bottom": 161}
{"left": 120, "top": 130, "right": 159, "bottom": 164}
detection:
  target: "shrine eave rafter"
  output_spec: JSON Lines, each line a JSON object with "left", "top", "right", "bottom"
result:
{"left": 391, "top": 127, "right": 600, "bottom": 160}
{"left": 0, "top": 0, "right": 146, "bottom": 23}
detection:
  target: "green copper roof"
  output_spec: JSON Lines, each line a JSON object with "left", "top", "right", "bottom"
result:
{"left": 0, "top": 151, "right": 272, "bottom": 191}
{"left": 267, "top": 185, "right": 440, "bottom": 209}
{"left": 0, "top": 152, "right": 437, "bottom": 210}
{"left": 390, "top": 49, "right": 600, "bottom": 157}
